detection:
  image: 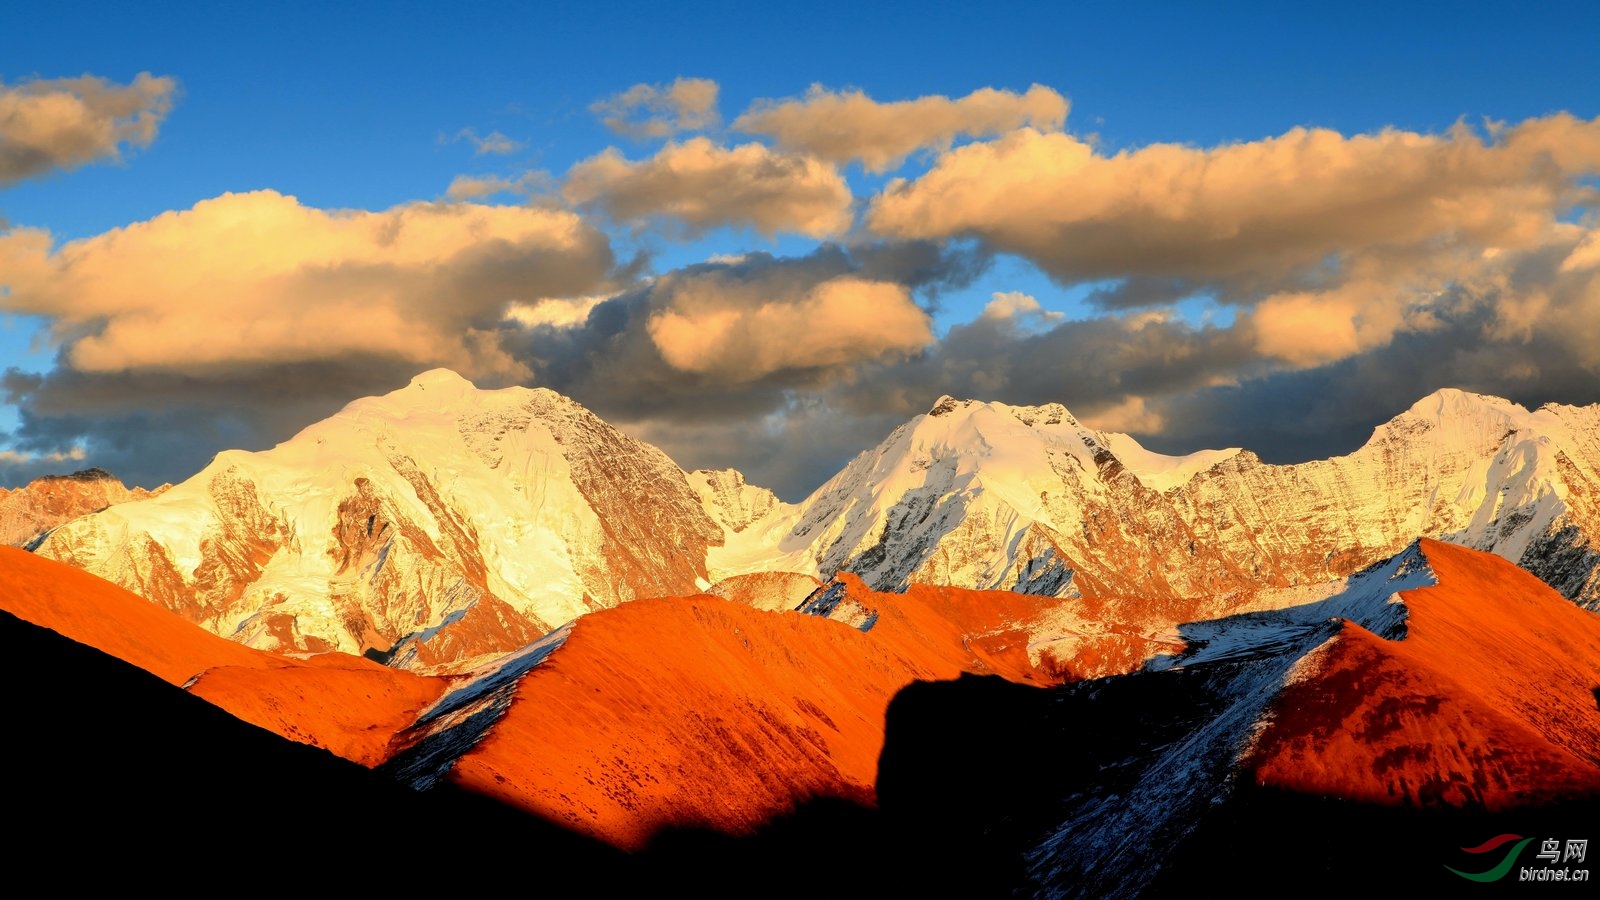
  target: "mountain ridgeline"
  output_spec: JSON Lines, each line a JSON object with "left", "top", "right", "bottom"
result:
{"left": 27, "top": 371, "right": 1600, "bottom": 665}
{"left": 731, "top": 388, "right": 1600, "bottom": 611}
{"left": 0, "top": 467, "right": 167, "bottom": 550}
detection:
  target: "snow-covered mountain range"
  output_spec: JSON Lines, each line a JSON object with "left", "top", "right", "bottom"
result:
{"left": 717, "top": 388, "right": 1600, "bottom": 612}
{"left": 28, "top": 372, "right": 1600, "bottom": 665}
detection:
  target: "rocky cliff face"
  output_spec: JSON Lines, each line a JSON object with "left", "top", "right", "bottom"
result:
{"left": 689, "top": 468, "right": 780, "bottom": 534}
{"left": 0, "top": 468, "right": 166, "bottom": 549}
{"left": 34, "top": 370, "right": 723, "bottom": 662}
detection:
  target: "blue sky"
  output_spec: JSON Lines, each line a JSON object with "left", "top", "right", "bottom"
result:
{"left": 9, "top": 2, "right": 1595, "bottom": 232}
{"left": 3, "top": 1, "right": 1599, "bottom": 496}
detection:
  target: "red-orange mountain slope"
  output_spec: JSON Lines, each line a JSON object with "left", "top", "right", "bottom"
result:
{"left": 1246, "top": 538, "right": 1600, "bottom": 807}
{"left": 436, "top": 576, "right": 1063, "bottom": 850}
{"left": 0, "top": 547, "right": 444, "bottom": 765}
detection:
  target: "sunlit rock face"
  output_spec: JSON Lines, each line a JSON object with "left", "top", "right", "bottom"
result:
{"left": 1, "top": 467, "right": 166, "bottom": 549}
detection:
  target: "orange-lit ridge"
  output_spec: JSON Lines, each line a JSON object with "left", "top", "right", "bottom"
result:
{"left": 0, "top": 547, "right": 445, "bottom": 766}
{"left": 1, "top": 547, "right": 1064, "bottom": 845}
{"left": 1246, "top": 539, "right": 1600, "bottom": 806}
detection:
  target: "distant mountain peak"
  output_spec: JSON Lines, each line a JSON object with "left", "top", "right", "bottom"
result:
{"left": 2, "top": 467, "right": 164, "bottom": 549}
{"left": 752, "top": 387, "right": 1600, "bottom": 609}
{"left": 40, "top": 467, "right": 120, "bottom": 483}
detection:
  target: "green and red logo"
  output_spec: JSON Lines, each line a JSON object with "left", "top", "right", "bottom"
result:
{"left": 1447, "top": 834, "right": 1590, "bottom": 882}
{"left": 1447, "top": 834, "right": 1535, "bottom": 882}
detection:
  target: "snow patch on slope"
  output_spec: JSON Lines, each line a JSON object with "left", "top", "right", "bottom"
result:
{"left": 1100, "top": 433, "right": 1241, "bottom": 493}
{"left": 381, "top": 622, "right": 573, "bottom": 790}
{"left": 1150, "top": 541, "right": 1436, "bottom": 671}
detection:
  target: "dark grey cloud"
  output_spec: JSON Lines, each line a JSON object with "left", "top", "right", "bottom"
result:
{"left": 1188, "top": 351, "right": 1592, "bottom": 463}
{"left": 1, "top": 358, "right": 425, "bottom": 489}
{"left": 623, "top": 399, "right": 911, "bottom": 504}
{"left": 1086, "top": 277, "right": 1208, "bottom": 311}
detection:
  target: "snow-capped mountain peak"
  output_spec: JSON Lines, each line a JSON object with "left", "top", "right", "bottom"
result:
{"left": 35, "top": 371, "right": 722, "bottom": 664}
{"left": 760, "top": 395, "right": 1247, "bottom": 599}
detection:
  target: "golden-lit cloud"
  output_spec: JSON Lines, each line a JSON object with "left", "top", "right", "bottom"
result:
{"left": 0, "top": 444, "right": 90, "bottom": 485}
{"left": 495, "top": 247, "right": 954, "bottom": 431}
{"left": 646, "top": 273, "right": 931, "bottom": 381}
{"left": 1500, "top": 236, "right": 1600, "bottom": 369}
{"left": 0, "top": 446, "right": 84, "bottom": 467}
{"left": 1561, "top": 230, "right": 1600, "bottom": 273}
{"left": 446, "top": 173, "right": 519, "bottom": 200}
{"left": 1235, "top": 223, "right": 1600, "bottom": 372}
{"left": 563, "top": 137, "right": 853, "bottom": 237}
{"left": 453, "top": 128, "right": 524, "bottom": 156}
{"left": 734, "top": 84, "right": 1068, "bottom": 172}
{"left": 591, "top": 77, "right": 721, "bottom": 139}
{"left": 0, "top": 190, "right": 614, "bottom": 379}
{"left": 504, "top": 294, "right": 607, "bottom": 329}
{"left": 867, "top": 116, "right": 1600, "bottom": 287}
{"left": 9, "top": 73, "right": 1600, "bottom": 502}
{"left": 979, "top": 290, "right": 1062, "bottom": 325}
{"left": 445, "top": 171, "right": 549, "bottom": 200}
{"left": 0, "top": 72, "right": 177, "bottom": 184}
{"left": 1249, "top": 285, "right": 1429, "bottom": 368}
